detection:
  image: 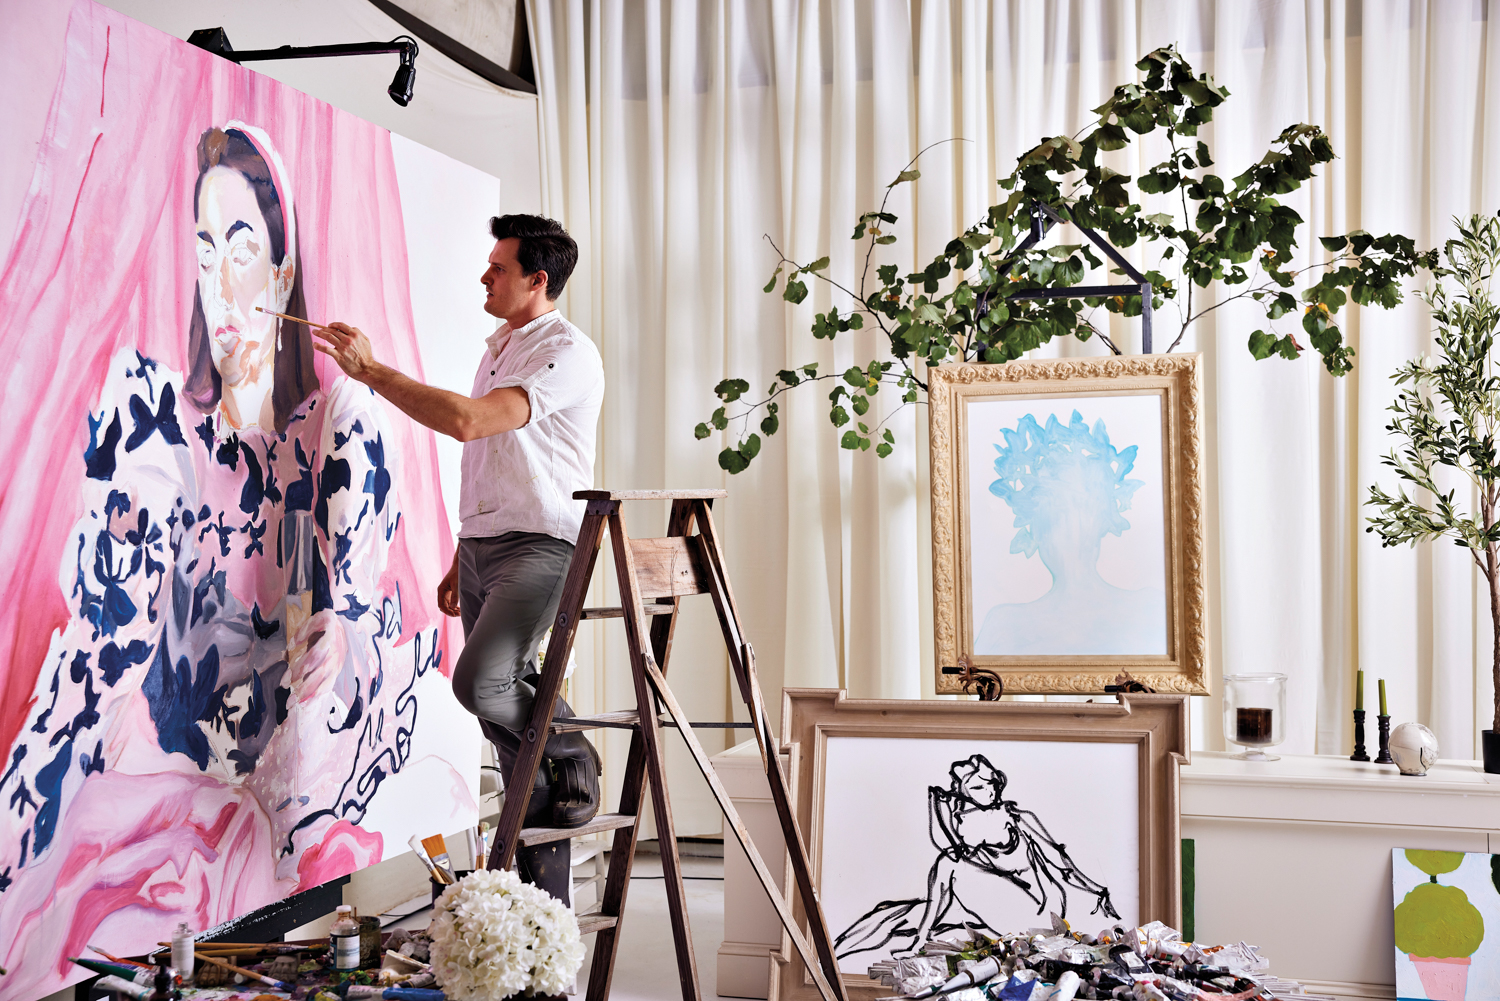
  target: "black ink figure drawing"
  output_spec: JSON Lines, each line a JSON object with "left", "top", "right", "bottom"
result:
{"left": 835, "top": 754, "right": 1119, "bottom": 960}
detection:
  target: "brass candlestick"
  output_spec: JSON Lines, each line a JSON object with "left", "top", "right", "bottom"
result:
{"left": 1375, "top": 714, "right": 1395, "bottom": 764}
{"left": 1350, "top": 709, "right": 1370, "bottom": 762}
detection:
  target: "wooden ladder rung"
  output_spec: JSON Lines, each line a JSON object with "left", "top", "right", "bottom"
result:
{"left": 577, "top": 912, "right": 619, "bottom": 936}
{"left": 549, "top": 713, "right": 754, "bottom": 734}
{"left": 551, "top": 711, "right": 641, "bottom": 732}
{"left": 580, "top": 604, "right": 675, "bottom": 620}
{"left": 518, "top": 813, "right": 636, "bottom": 847}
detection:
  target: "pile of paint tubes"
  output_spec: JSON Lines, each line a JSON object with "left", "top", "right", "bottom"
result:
{"left": 867, "top": 918, "right": 1338, "bottom": 1001}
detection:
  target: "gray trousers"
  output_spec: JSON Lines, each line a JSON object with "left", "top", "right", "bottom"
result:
{"left": 454, "top": 531, "right": 575, "bottom": 733}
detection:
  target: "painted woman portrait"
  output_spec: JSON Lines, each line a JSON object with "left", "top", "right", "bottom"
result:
{"left": 834, "top": 754, "right": 1117, "bottom": 961}
{"left": 974, "top": 409, "right": 1167, "bottom": 656}
{"left": 0, "top": 113, "right": 470, "bottom": 1000}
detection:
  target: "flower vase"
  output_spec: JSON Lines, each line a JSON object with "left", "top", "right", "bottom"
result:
{"left": 1409, "top": 955, "right": 1471, "bottom": 1001}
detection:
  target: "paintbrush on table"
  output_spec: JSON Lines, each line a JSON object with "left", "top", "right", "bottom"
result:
{"left": 196, "top": 952, "right": 303, "bottom": 998}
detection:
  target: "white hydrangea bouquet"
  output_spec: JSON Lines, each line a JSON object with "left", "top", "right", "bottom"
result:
{"left": 428, "top": 868, "right": 585, "bottom": 999}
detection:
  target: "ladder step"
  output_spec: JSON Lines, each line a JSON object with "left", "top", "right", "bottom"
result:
{"left": 518, "top": 813, "right": 636, "bottom": 847}
{"left": 580, "top": 604, "right": 675, "bottom": 620}
{"left": 551, "top": 711, "right": 641, "bottom": 732}
{"left": 577, "top": 912, "right": 619, "bottom": 935}
{"left": 548, "top": 713, "right": 754, "bottom": 733}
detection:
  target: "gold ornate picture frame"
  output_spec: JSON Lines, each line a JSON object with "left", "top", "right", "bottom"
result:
{"left": 774, "top": 689, "right": 1189, "bottom": 1001}
{"left": 929, "top": 355, "right": 1206, "bottom": 694}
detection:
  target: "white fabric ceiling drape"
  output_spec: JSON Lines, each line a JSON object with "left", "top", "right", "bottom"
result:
{"left": 526, "top": 0, "right": 1500, "bottom": 834}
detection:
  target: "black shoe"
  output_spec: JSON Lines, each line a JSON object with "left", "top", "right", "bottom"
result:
{"left": 550, "top": 739, "right": 601, "bottom": 828}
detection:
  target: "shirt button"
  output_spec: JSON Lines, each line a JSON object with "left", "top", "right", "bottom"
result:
{"left": 491, "top": 370, "right": 496, "bottom": 375}
{"left": 549, "top": 363, "right": 555, "bottom": 368}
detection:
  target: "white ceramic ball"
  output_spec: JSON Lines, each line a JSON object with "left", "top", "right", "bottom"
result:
{"left": 1388, "top": 722, "right": 1439, "bottom": 776}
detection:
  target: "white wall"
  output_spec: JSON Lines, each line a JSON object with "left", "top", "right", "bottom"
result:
{"left": 96, "top": 0, "right": 542, "bottom": 204}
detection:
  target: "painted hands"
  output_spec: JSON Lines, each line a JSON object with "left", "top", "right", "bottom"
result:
{"left": 313, "top": 321, "right": 380, "bottom": 381}
{"left": 437, "top": 560, "right": 461, "bottom": 617}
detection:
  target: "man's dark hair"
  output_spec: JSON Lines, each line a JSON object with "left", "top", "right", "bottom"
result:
{"left": 489, "top": 214, "right": 578, "bottom": 300}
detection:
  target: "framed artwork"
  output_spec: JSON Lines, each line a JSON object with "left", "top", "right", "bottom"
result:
{"left": 928, "top": 355, "right": 1207, "bottom": 695}
{"left": 775, "top": 689, "right": 1188, "bottom": 1001}
{"left": 1393, "top": 848, "right": 1500, "bottom": 1001}
{"left": 0, "top": 3, "right": 486, "bottom": 997}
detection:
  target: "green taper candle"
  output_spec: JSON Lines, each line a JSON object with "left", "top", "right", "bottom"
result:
{"left": 1356, "top": 670, "right": 1364, "bottom": 710}
{"left": 1379, "top": 677, "right": 1388, "bottom": 716}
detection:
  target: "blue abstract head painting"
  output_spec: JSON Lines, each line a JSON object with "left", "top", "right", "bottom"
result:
{"left": 989, "top": 410, "right": 1144, "bottom": 565}
{"left": 975, "top": 409, "right": 1166, "bottom": 656}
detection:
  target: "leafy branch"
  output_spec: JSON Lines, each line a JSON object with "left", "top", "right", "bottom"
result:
{"left": 701, "top": 43, "right": 1438, "bottom": 473}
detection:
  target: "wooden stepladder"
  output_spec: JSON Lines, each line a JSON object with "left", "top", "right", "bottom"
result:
{"left": 485, "top": 490, "right": 849, "bottom": 1001}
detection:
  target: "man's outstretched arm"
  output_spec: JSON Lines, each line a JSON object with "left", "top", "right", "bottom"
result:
{"left": 313, "top": 321, "right": 529, "bottom": 441}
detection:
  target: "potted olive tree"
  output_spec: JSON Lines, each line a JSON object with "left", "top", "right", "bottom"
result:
{"left": 1366, "top": 212, "right": 1500, "bottom": 771}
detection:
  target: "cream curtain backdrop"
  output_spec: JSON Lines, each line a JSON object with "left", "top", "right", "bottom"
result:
{"left": 525, "top": 0, "right": 1500, "bottom": 834}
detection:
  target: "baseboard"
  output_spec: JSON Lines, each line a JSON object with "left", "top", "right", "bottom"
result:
{"left": 1295, "top": 978, "right": 1396, "bottom": 1001}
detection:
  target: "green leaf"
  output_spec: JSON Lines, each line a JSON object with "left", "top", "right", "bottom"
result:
{"left": 852, "top": 394, "right": 870, "bottom": 416}
{"left": 875, "top": 235, "right": 898, "bottom": 245}
{"left": 840, "top": 429, "right": 862, "bottom": 449}
{"left": 760, "top": 412, "right": 779, "bottom": 436}
{"left": 777, "top": 369, "right": 801, "bottom": 386}
{"left": 741, "top": 433, "right": 761, "bottom": 459}
{"left": 830, "top": 405, "right": 850, "bottom": 427}
{"left": 711, "top": 407, "right": 729, "bottom": 430}
{"left": 888, "top": 168, "right": 921, "bottom": 187}
{"left": 1247, "top": 329, "right": 1277, "bottom": 359}
{"left": 719, "top": 448, "right": 748, "bottom": 474}
{"left": 694, "top": 423, "right": 711, "bottom": 440}
{"left": 714, "top": 378, "right": 750, "bottom": 402}
{"left": 877, "top": 264, "right": 899, "bottom": 284}
{"left": 803, "top": 256, "right": 831, "bottom": 273}
{"left": 1319, "top": 235, "right": 1348, "bottom": 253}
{"left": 783, "top": 279, "right": 808, "bottom": 304}
{"left": 763, "top": 266, "right": 782, "bottom": 294}
{"left": 876, "top": 443, "right": 893, "bottom": 458}
{"left": 802, "top": 363, "right": 819, "bottom": 378}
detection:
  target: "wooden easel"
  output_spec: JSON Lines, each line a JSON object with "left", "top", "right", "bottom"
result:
{"left": 486, "top": 489, "right": 849, "bottom": 1001}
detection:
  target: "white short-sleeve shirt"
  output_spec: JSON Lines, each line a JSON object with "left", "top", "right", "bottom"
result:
{"left": 458, "top": 310, "right": 605, "bottom": 543}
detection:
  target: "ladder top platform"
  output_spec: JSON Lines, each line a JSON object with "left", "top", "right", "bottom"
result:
{"left": 573, "top": 489, "right": 728, "bottom": 501}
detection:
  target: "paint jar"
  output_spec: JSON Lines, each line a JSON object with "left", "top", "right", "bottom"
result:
{"left": 1223, "top": 673, "right": 1286, "bottom": 761}
{"left": 331, "top": 904, "right": 361, "bottom": 972}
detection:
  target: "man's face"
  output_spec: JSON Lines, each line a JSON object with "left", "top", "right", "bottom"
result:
{"left": 481, "top": 238, "right": 545, "bottom": 321}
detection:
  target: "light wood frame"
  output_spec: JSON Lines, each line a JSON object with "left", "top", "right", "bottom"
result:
{"left": 928, "top": 354, "right": 1207, "bottom": 694}
{"left": 774, "top": 689, "right": 1189, "bottom": 1001}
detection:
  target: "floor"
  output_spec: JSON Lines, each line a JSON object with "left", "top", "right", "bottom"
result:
{"left": 387, "top": 846, "right": 748, "bottom": 1001}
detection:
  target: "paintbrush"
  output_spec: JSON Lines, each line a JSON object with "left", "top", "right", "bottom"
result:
{"left": 255, "top": 305, "right": 334, "bottom": 331}
{"left": 87, "top": 944, "right": 152, "bottom": 969}
{"left": 196, "top": 952, "right": 303, "bottom": 997}
{"left": 421, "top": 833, "right": 456, "bottom": 883}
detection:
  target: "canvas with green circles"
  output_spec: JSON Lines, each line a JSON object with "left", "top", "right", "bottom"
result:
{"left": 1394, "top": 849, "right": 1500, "bottom": 1001}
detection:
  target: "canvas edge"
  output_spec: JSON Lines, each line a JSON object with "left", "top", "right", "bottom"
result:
{"left": 773, "top": 688, "right": 1189, "bottom": 1001}
{"left": 928, "top": 354, "right": 1208, "bottom": 695}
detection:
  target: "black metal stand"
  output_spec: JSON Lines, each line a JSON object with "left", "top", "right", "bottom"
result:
{"left": 1375, "top": 714, "right": 1394, "bottom": 764}
{"left": 1350, "top": 709, "right": 1370, "bottom": 762}
{"left": 992, "top": 202, "right": 1156, "bottom": 353}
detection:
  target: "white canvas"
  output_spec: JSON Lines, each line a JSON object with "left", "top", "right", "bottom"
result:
{"left": 819, "top": 735, "right": 1140, "bottom": 973}
{"left": 966, "top": 393, "right": 1168, "bottom": 656}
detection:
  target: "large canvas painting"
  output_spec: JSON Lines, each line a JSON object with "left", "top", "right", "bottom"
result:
{"left": 1393, "top": 849, "right": 1500, "bottom": 1001}
{"left": 778, "top": 690, "right": 1188, "bottom": 1001}
{"left": 0, "top": 4, "right": 485, "bottom": 997}
{"left": 928, "top": 356, "right": 1207, "bottom": 694}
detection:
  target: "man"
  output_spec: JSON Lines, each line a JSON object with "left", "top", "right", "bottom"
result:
{"left": 314, "top": 214, "right": 603, "bottom": 901}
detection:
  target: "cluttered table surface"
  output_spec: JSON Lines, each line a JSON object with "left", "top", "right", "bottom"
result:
{"left": 81, "top": 924, "right": 442, "bottom": 1001}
